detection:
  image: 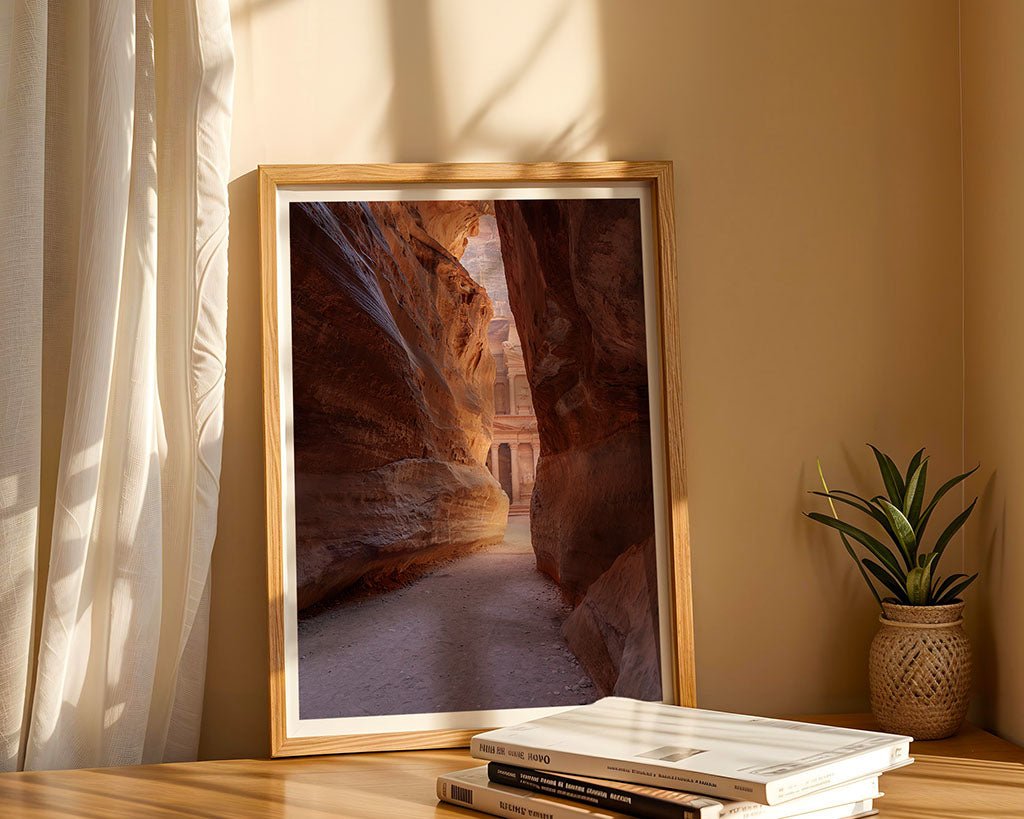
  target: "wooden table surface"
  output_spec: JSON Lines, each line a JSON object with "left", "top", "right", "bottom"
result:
{"left": 1, "top": 716, "right": 1021, "bottom": 817}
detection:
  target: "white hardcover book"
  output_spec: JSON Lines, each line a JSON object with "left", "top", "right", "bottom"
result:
{"left": 437, "top": 767, "right": 879, "bottom": 819}
{"left": 470, "top": 697, "right": 911, "bottom": 805}
{"left": 719, "top": 776, "right": 880, "bottom": 817}
{"left": 790, "top": 801, "right": 876, "bottom": 819}
{"left": 723, "top": 782, "right": 880, "bottom": 819}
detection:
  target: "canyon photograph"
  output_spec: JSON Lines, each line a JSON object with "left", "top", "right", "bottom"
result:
{"left": 287, "top": 194, "right": 665, "bottom": 720}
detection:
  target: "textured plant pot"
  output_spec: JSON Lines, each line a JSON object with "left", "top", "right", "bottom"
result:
{"left": 868, "top": 600, "right": 971, "bottom": 740}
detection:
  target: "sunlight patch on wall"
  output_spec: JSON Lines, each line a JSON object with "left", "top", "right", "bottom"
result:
{"left": 228, "top": 0, "right": 394, "bottom": 174}
{"left": 421, "top": 0, "right": 607, "bottom": 161}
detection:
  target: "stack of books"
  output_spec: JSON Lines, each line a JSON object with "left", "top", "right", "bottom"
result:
{"left": 437, "top": 697, "right": 912, "bottom": 819}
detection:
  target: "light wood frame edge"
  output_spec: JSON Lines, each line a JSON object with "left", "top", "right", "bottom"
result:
{"left": 258, "top": 161, "right": 695, "bottom": 758}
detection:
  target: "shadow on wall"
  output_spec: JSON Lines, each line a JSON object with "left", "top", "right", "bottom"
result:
{"left": 200, "top": 169, "right": 271, "bottom": 759}
{"left": 968, "top": 472, "right": 1004, "bottom": 731}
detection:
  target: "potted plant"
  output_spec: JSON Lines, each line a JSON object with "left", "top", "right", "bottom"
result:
{"left": 807, "top": 445, "right": 978, "bottom": 739}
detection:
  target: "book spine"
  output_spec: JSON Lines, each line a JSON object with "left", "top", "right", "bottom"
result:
{"left": 766, "top": 743, "right": 909, "bottom": 804}
{"left": 487, "top": 763, "right": 706, "bottom": 819}
{"left": 719, "top": 776, "right": 880, "bottom": 819}
{"left": 471, "top": 737, "right": 767, "bottom": 803}
{"left": 437, "top": 773, "right": 618, "bottom": 819}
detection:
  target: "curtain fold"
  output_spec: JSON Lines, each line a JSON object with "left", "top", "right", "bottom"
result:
{"left": 146, "top": 0, "right": 233, "bottom": 763}
{"left": 0, "top": 0, "right": 233, "bottom": 771}
{"left": 0, "top": 0, "right": 47, "bottom": 774}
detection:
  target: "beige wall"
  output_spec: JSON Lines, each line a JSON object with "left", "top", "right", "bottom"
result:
{"left": 962, "top": 0, "right": 1024, "bottom": 747}
{"left": 201, "top": 0, "right": 965, "bottom": 759}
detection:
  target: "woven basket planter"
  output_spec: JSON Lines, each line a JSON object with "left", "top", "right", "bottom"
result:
{"left": 868, "top": 600, "right": 971, "bottom": 740}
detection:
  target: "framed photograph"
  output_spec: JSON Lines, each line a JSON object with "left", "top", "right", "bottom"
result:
{"left": 259, "top": 162, "right": 694, "bottom": 756}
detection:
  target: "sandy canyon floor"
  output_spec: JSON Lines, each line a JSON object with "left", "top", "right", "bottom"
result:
{"left": 297, "top": 515, "right": 597, "bottom": 719}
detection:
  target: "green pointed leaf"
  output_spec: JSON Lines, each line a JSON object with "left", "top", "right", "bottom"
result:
{"left": 903, "top": 458, "right": 928, "bottom": 532}
{"left": 906, "top": 565, "right": 932, "bottom": 605}
{"left": 917, "top": 550, "right": 937, "bottom": 569}
{"left": 905, "top": 448, "right": 925, "bottom": 485}
{"left": 909, "top": 460, "right": 929, "bottom": 534}
{"left": 839, "top": 533, "right": 884, "bottom": 607}
{"left": 810, "top": 491, "right": 892, "bottom": 531}
{"left": 911, "top": 552, "right": 936, "bottom": 595}
{"left": 916, "top": 465, "right": 980, "bottom": 541}
{"left": 832, "top": 489, "right": 882, "bottom": 506}
{"left": 878, "top": 499, "right": 916, "bottom": 569}
{"left": 869, "top": 444, "right": 906, "bottom": 505}
{"left": 935, "top": 573, "right": 978, "bottom": 604}
{"left": 833, "top": 491, "right": 899, "bottom": 535}
{"left": 933, "top": 498, "right": 978, "bottom": 560}
{"left": 814, "top": 462, "right": 884, "bottom": 609}
{"left": 806, "top": 513, "right": 904, "bottom": 578}
{"left": 932, "top": 572, "right": 968, "bottom": 599}
{"left": 907, "top": 552, "right": 937, "bottom": 603}
{"left": 863, "top": 559, "right": 910, "bottom": 603}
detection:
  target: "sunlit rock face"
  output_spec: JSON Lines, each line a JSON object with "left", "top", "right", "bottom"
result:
{"left": 289, "top": 200, "right": 508, "bottom": 610}
{"left": 413, "top": 199, "right": 494, "bottom": 259}
{"left": 494, "top": 198, "right": 661, "bottom": 698}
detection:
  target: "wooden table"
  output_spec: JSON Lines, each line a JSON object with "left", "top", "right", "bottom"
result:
{"left": 1, "top": 716, "right": 1022, "bottom": 817}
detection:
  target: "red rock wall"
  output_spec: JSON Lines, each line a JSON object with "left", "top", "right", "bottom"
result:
{"left": 494, "top": 199, "right": 654, "bottom": 593}
{"left": 561, "top": 538, "right": 662, "bottom": 699}
{"left": 494, "top": 198, "right": 661, "bottom": 698}
{"left": 289, "top": 200, "right": 508, "bottom": 610}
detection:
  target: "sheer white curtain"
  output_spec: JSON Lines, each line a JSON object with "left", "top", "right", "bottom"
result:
{"left": 0, "top": 0, "right": 233, "bottom": 771}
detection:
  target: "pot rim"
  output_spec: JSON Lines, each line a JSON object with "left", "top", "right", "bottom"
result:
{"left": 880, "top": 598, "right": 966, "bottom": 624}
{"left": 880, "top": 598, "right": 965, "bottom": 607}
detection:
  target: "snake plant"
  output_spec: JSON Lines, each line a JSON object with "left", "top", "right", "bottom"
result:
{"left": 807, "top": 445, "right": 979, "bottom": 608}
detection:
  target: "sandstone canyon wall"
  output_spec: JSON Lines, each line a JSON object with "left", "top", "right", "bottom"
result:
{"left": 494, "top": 199, "right": 662, "bottom": 699}
{"left": 289, "top": 200, "right": 508, "bottom": 610}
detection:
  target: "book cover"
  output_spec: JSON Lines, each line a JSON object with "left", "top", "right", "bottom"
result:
{"left": 470, "top": 697, "right": 911, "bottom": 804}
{"left": 487, "top": 762, "right": 717, "bottom": 818}
{"left": 487, "top": 764, "right": 882, "bottom": 819}
{"left": 437, "top": 766, "right": 639, "bottom": 819}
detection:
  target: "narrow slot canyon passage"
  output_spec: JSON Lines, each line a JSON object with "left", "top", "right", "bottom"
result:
{"left": 293, "top": 203, "right": 599, "bottom": 719}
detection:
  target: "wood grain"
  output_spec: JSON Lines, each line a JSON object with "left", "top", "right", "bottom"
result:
{"left": 258, "top": 165, "right": 288, "bottom": 761}
{"left": 650, "top": 162, "right": 696, "bottom": 707}
{"left": 258, "top": 162, "right": 696, "bottom": 756}
{"left": 0, "top": 718, "right": 1020, "bottom": 818}
{"left": 259, "top": 161, "right": 680, "bottom": 186}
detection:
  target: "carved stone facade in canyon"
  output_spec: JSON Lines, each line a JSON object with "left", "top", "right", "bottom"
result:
{"left": 461, "top": 215, "right": 541, "bottom": 514}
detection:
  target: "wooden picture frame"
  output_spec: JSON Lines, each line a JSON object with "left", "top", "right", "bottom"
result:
{"left": 259, "top": 162, "right": 694, "bottom": 757}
